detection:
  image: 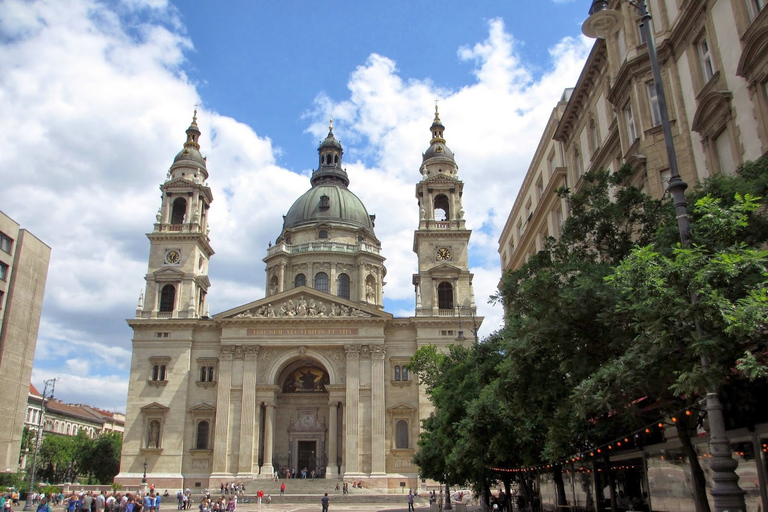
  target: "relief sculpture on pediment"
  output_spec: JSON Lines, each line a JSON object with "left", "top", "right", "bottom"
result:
{"left": 235, "top": 295, "right": 372, "bottom": 319}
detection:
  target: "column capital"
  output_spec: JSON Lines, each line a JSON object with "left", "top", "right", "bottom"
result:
{"left": 220, "top": 346, "right": 236, "bottom": 360}
{"left": 244, "top": 345, "right": 260, "bottom": 360}
{"left": 344, "top": 344, "right": 362, "bottom": 357}
{"left": 371, "top": 344, "right": 386, "bottom": 359}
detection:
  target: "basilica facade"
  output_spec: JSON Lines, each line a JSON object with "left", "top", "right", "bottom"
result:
{"left": 116, "top": 109, "right": 481, "bottom": 490}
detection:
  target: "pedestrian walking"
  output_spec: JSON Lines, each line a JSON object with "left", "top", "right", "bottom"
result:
{"left": 280, "top": 483, "right": 285, "bottom": 497}
{"left": 320, "top": 493, "right": 329, "bottom": 512}
{"left": 408, "top": 491, "right": 415, "bottom": 512}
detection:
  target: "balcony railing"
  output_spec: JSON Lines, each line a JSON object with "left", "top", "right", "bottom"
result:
{"left": 266, "top": 241, "right": 381, "bottom": 257}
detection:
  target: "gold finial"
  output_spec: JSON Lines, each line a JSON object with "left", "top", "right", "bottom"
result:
{"left": 434, "top": 100, "right": 441, "bottom": 122}
{"left": 329, "top": 117, "right": 334, "bottom": 133}
{"left": 192, "top": 103, "right": 199, "bottom": 124}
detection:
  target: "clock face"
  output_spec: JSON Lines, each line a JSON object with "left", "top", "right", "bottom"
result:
{"left": 165, "top": 249, "right": 181, "bottom": 264}
{"left": 436, "top": 247, "right": 451, "bottom": 261}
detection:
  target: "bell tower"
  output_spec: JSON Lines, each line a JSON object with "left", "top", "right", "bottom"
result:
{"left": 412, "top": 107, "right": 475, "bottom": 317}
{"left": 137, "top": 110, "right": 214, "bottom": 319}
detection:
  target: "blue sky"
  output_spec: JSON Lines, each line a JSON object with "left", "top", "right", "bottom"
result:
{"left": 0, "top": 0, "right": 592, "bottom": 410}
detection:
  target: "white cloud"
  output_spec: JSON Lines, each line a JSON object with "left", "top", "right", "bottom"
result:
{"left": 5, "top": 3, "right": 590, "bottom": 412}
{"left": 309, "top": 18, "right": 591, "bottom": 335}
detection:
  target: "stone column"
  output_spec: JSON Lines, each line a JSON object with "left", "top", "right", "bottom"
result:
{"left": 344, "top": 345, "right": 361, "bottom": 474}
{"left": 260, "top": 400, "right": 276, "bottom": 477}
{"left": 237, "top": 346, "right": 259, "bottom": 476}
{"left": 370, "top": 345, "right": 387, "bottom": 477}
{"left": 377, "top": 269, "right": 383, "bottom": 306}
{"left": 358, "top": 266, "right": 366, "bottom": 302}
{"left": 326, "top": 402, "right": 338, "bottom": 476}
{"left": 432, "top": 279, "right": 439, "bottom": 315}
{"left": 212, "top": 346, "right": 235, "bottom": 475}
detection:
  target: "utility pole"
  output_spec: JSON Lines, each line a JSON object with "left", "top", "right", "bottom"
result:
{"left": 23, "top": 378, "right": 57, "bottom": 511}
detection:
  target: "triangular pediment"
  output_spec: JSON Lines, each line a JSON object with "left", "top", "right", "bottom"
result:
{"left": 214, "top": 286, "right": 392, "bottom": 320}
{"left": 153, "top": 267, "right": 185, "bottom": 279}
{"left": 387, "top": 403, "right": 417, "bottom": 414}
{"left": 424, "top": 262, "right": 463, "bottom": 276}
{"left": 188, "top": 403, "right": 216, "bottom": 414}
{"left": 140, "top": 402, "right": 170, "bottom": 413}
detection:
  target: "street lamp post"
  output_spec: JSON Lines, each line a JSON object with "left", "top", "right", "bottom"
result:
{"left": 23, "top": 378, "right": 57, "bottom": 512}
{"left": 142, "top": 460, "right": 147, "bottom": 484}
{"left": 582, "top": 2, "right": 746, "bottom": 512}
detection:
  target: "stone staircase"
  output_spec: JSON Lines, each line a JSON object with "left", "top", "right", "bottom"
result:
{"left": 228, "top": 478, "right": 426, "bottom": 504}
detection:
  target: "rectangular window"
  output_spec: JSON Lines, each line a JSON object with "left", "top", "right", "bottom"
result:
{"left": 637, "top": 17, "right": 654, "bottom": 45}
{"left": 536, "top": 176, "right": 544, "bottom": 199}
{"left": 548, "top": 151, "right": 557, "bottom": 174}
{"left": 0, "top": 262, "right": 8, "bottom": 281}
{"left": 0, "top": 233, "right": 12, "bottom": 254}
{"left": 151, "top": 364, "right": 167, "bottom": 381}
{"left": 748, "top": 0, "right": 765, "bottom": 20}
{"left": 647, "top": 82, "right": 662, "bottom": 127}
{"left": 574, "top": 147, "right": 584, "bottom": 178}
{"left": 715, "top": 131, "right": 736, "bottom": 174}
{"left": 624, "top": 105, "right": 637, "bottom": 142}
{"left": 699, "top": 38, "right": 715, "bottom": 82}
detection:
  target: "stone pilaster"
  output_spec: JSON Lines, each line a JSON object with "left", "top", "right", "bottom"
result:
{"left": 344, "top": 344, "right": 361, "bottom": 474}
{"left": 259, "top": 387, "right": 277, "bottom": 478}
{"left": 237, "top": 345, "right": 259, "bottom": 476}
{"left": 326, "top": 401, "right": 339, "bottom": 477}
{"left": 212, "top": 346, "right": 235, "bottom": 474}
{"left": 370, "top": 344, "right": 387, "bottom": 476}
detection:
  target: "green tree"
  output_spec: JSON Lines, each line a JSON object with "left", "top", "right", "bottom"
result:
{"left": 87, "top": 432, "right": 122, "bottom": 484}
{"left": 571, "top": 160, "right": 768, "bottom": 512}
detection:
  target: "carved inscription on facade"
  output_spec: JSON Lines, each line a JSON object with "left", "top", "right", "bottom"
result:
{"left": 191, "top": 459, "right": 210, "bottom": 470}
{"left": 247, "top": 328, "right": 359, "bottom": 336}
{"left": 393, "top": 458, "right": 414, "bottom": 469}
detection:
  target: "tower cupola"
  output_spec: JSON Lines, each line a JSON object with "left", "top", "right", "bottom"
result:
{"left": 311, "top": 119, "right": 349, "bottom": 187}
{"left": 170, "top": 109, "right": 208, "bottom": 180}
{"left": 421, "top": 105, "right": 458, "bottom": 178}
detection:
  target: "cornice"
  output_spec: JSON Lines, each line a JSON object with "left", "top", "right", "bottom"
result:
{"left": 555, "top": 39, "right": 608, "bottom": 143}
{"left": 146, "top": 232, "right": 215, "bottom": 257}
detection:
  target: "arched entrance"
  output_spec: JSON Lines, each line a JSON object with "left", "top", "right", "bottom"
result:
{"left": 274, "top": 360, "right": 330, "bottom": 478}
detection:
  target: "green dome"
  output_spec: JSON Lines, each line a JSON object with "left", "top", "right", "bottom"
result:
{"left": 283, "top": 184, "right": 375, "bottom": 232}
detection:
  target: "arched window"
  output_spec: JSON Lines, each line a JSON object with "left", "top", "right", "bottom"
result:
{"left": 208, "top": 366, "right": 215, "bottom": 382}
{"left": 395, "top": 420, "right": 409, "bottom": 449}
{"left": 196, "top": 420, "right": 209, "bottom": 450}
{"left": 315, "top": 272, "right": 329, "bottom": 293}
{"left": 159, "top": 284, "right": 176, "bottom": 312}
{"left": 433, "top": 194, "right": 450, "bottom": 221}
{"left": 295, "top": 274, "right": 306, "bottom": 287}
{"left": 171, "top": 197, "right": 187, "bottom": 225}
{"left": 337, "top": 273, "right": 350, "bottom": 299}
{"left": 402, "top": 366, "right": 409, "bottom": 381}
{"left": 437, "top": 282, "right": 453, "bottom": 310}
{"left": 394, "top": 366, "right": 401, "bottom": 381}
{"left": 200, "top": 366, "right": 207, "bottom": 382}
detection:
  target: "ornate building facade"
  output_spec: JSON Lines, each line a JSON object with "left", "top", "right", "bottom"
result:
{"left": 116, "top": 109, "right": 480, "bottom": 490}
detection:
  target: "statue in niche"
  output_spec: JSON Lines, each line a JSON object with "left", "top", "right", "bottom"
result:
{"left": 366, "top": 282, "right": 375, "bottom": 302}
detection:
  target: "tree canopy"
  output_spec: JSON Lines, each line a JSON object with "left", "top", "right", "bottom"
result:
{"left": 409, "top": 156, "right": 768, "bottom": 511}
